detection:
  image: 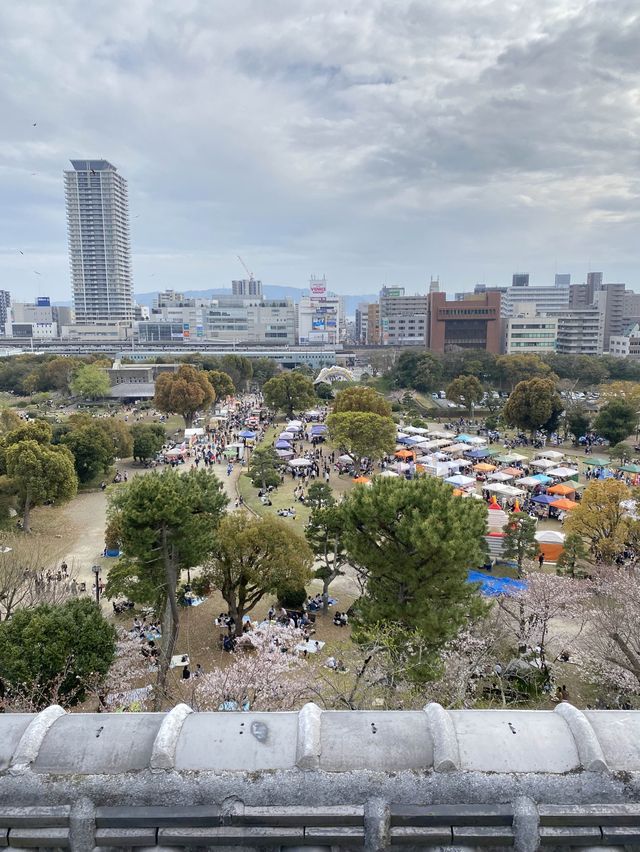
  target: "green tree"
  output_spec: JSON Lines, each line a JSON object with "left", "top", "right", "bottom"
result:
{"left": 0, "top": 598, "right": 116, "bottom": 709}
{"left": 566, "top": 404, "right": 591, "bottom": 440}
{"left": 203, "top": 513, "right": 313, "bottom": 636}
{"left": 446, "top": 374, "right": 484, "bottom": 416}
{"left": 608, "top": 442, "right": 631, "bottom": 463}
{"left": 248, "top": 445, "right": 282, "bottom": 491}
{"left": 393, "top": 351, "right": 443, "bottom": 392}
{"left": 219, "top": 355, "right": 253, "bottom": 391}
{"left": 326, "top": 410, "right": 396, "bottom": 474}
{"left": 263, "top": 372, "right": 317, "bottom": 418}
{"left": 503, "top": 378, "right": 563, "bottom": 437}
{"left": 564, "top": 478, "right": 631, "bottom": 562}
{"left": 106, "top": 469, "right": 227, "bottom": 704}
{"left": 206, "top": 370, "right": 235, "bottom": 400}
{"left": 131, "top": 423, "right": 166, "bottom": 462}
{"left": 251, "top": 357, "right": 278, "bottom": 388}
{"left": 306, "top": 502, "right": 348, "bottom": 607}
{"left": 332, "top": 385, "right": 392, "bottom": 417}
{"left": 556, "top": 532, "right": 590, "bottom": 578}
{"left": 594, "top": 399, "right": 638, "bottom": 446}
{"left": 306, "top": 481, "right": 335, "bottom": 510}
{"left": 496, "top": 354, "right": 554, "bottom": 390}
{"left": 5, "top": 439, "right": 77, "bottom": 532}
{"left": 97, "top": 418, "right": 134, "bottom": 459}
{"left": 314, "top": 382, "right": 334, "bottom": 400}
{"left": 342, "top": 477, "right": 488, "bottom": 682}
{"left": 502, "top": 512, "right": 539, "bottom": 578}
{"left": 0, "top": 407, "right": 21, "bottom": 434}
{"left": 63, "top": 424, "right": 115, "bottom": 483}
{"left": 69, "top": 364, "right": 111, "bottom": 400}
{"left": 154, "top": 364, "right": 215, "bottom": 428}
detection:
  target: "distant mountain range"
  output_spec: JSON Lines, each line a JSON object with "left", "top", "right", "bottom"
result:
{"left": 133, "top": 286, "right": 379, "bottom": 316}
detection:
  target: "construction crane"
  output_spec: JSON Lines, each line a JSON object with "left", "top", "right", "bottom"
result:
{"left": 237, "top": 255, "right": 254, "bottom": 282}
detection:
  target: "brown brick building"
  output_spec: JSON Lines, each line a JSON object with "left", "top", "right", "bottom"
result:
{"left": 427, "top": 291, "right": 502, "bottom": 353}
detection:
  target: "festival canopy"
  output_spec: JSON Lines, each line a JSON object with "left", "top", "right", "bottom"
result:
{"left": 352, "top": 475, "right": 371, "bottom": 484}
{"left": 276, "top": 449, "right": 294, "bottom": 458}
{"left": 238, "top": 429, "right": 256, "bottom": 439}
{"left": 548, "top": 483, "right": 576, "bottom": 496}
{"left": 455, "top": 434, "right": 473, "bottom": 443}
{"left": 439, "top": 443, "right": 467, "bottom": 456}
{"left": 530, "top": 458, "right": 557, "bottom": 469}
{"left": 395, "top": 448, "right": 416, "bottom": 459}
{"left": 310, "top": 423, "right": 327, "bottom": 432}
{"left": 274, "top": 440, "right": 292, "bottom": 449}
{"left": 537, "top": 449, "right": 565, "bottom": 460}
{"left": 444, "top": 474, "right": 476, "bottom": 487}
{"left": 550, "top": 497, "right": 578, "bottom": 511}
{"left": 376, "top": 469, "right": 400, "bottom": 477}
{"left": 466, "top": 436, "right": 488, "bottom": 445}
{"left": 467, "top": 448, "right": 492, "bottom": 459}
{"left": 531, "top": 473, "right": 553, "bottom": 483}
{"left": 338, "top": 454, "right": 353, "bottom": 463}
{"left": 289, "top": 458, "right": 313, "bottom": 468}
{"left": 495, "top": 452, "right": 528, "bottom": 464}
{"left": 484, "top": 483, "right": 526, "bottom": 496}
{"left": 518, "top": 476, "right": 543, "bottom": 488}
{"left": 403, "top": 426, "right": 429, "bottom": 435}
{"left": 583, "top": 458, "right": 610, "bottom": 467}
{"left": 535, "top": 530, "right": 565, "bottom": 544}
{"left": 620, "top": 463, "right": 640, "bottom": 473}
{"left": 487, "top": 471, "right": 514, "bottom": 482}
{"left": 501, "top": 467, "right": 524, "bottom": 477}
{"left": 396, "top": 435, "right": 417, "bottom": 445}
{"left": 288, "top": 420, "right": 303, "bottom": 427}
{"left": 531, "top": 494, "right": 557, "bottom": 505}
{"left": 473, "top": 462, "right": 497, "bottom": 472}
{"left": 547, "top": 467, "right": 579, "bottom": 479}
{"left": 305, "top": 410, "right": 321, "bottom": 418}
{"left": 279, "top": 432, "right": 296, "bottom": 440}
{"left": 429, "top": 431, "right": 455, "bottom": 439}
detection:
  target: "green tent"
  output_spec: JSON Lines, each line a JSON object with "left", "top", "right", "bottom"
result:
{"left": 620, "top": 463, "right": 640, "bottom": 473}
{"left": 583, "top": 458, "right": 610, "bottom": 467}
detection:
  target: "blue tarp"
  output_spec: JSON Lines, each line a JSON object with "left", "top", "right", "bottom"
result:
{"left": 467, "top": 570, "right": 527, "bottom": 597}
{"left": 238, "top": 430, "right": 256, "bottom": 438}
{"left": 467, "top": 448, "right": 490, "bottom": 459}
{"left": 531, "top": 494, "right": 556, "bottom": 505}
{"left": 275, "top": 440, "right": 292, "bottom": 449}
{"left": 531, "top": 473, "right": 552, "bottom": 484}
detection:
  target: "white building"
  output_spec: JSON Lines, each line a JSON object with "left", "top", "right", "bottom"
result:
{"left": 297, "top": 277, "right": 343, "bottom": 345}
{"left": 64, "top": 160, "right": 133, "bottom": 326}
{"left": 556, "top": 306, "right": 604, "bottom": 355}
{"left": 504, "top": 303, "right": 558, "bottom": 354}
{"left": 609, "top": 324, "right": 640, "bottom": 359}
{"left": 502, "top": 284, "right": 570, "bottom": 318}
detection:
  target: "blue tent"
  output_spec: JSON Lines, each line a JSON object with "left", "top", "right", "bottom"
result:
{"left": 311, "top": 424, "right": 327, "bottom": 432}
{"left": 467, "top": 448, "right": 490, "bottom": 459}
{"left": 397, "top": 436, "right": 416, "bottom": 445}
{"left": 531, "top": 473, "right": 552, "bottom": 484}
{"left": 456, "top": 434, "right": 473, "bottom": 443}
{"left": 238, "top": 430, "right": 256, "bottom": 439}
{"left": 467, "top": 570, "right": 527, "bottom": 597}
{"left": 274, "top": 440, "right": 291, "bottom": 449}
{"left": 531, "top": 494, "right": 556, "bottom": 505}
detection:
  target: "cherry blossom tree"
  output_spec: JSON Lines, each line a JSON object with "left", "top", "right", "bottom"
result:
{"left": 181, "top": 624, "right": 310, "bottom": 711}
{"left": 96, "top": 628, "right": 155, "bottom": 711}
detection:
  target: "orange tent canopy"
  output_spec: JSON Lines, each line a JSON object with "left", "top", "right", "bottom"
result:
{"left": 473, "top": 463, "right": 496, "bottom": 472}
{"left": 548, "top": 483, "right": 576, "bottom": 496}
{"left": 395, "top": 449, "right": 415, "bottom": 458}
{"left": 452, "top": 488, "right": 464, "bottom": 496}
{"left": 352, "top": 475, "right": 370, "bottom": 483}
{"left": 502, "top": 467, "right": 524, "bottom": 477}
{"left": 551, "top": 497, "right": 578, "bottom": 510}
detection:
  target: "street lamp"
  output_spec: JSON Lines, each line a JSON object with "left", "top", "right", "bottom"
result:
{"left": 92, "top": 564, "right": 101, "bottom": 604}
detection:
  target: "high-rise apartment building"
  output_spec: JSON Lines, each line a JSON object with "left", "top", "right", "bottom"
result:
{"left": 64, "top": 160, "right": 133, "bottom": 325}
{"left": 504, "top": 304, "right": 558, "bottom": 354}
{"left": 0, "top": 291, "right": 11, "bottom": 336}
{"left": 379, "top": 286, "right": 429, "bottom": 346}
{"left": 232, "top": 279, "right": 263, "bottom": 298}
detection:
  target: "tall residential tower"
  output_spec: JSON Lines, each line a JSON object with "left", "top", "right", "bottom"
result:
{"left": 64, "top": 160, "right": 133, "bottom": 325}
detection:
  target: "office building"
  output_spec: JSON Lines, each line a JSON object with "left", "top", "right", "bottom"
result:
{"left": 232, "top": 279, "right": 263, "bottom": 298}
{"left": 379, "top": 286, "right": 429, "bottom": 346}
{"left": 0, "top": 291, "right": 11, "bottom": 336}
{"left": 609, "top": 324, "right": 640, "bottom": 359}
{"left": 554, "top": 273, "right": 571, "bottom": 287}
{"left": 354, "top": 303, "right": 369, "bottom": 344}
{"left": 502, "top": 283, "right": 570, "bottom": 318}
{"left": 64, "top": 159, "right": 133, "bottom": 325}
{"left": 427, "top": 291, "right": 502, "bottom": 353}
{"left": 556, "top": 306, "right": 604, "bottom": 356}
{"left": 504, "top": 304, "right": 558, "bottom": 354}
{"left": 297, "top": 277, "right": 343, "bottom": 345}
{"left": 366, "top": 303, "right": 381, "bottom": 345}
{"left": 512, "top": 273, "right": 530, "bottom": 288}
{"left": 570, "top": 279, "right": 627, "bottom": 350}
{"left": 9, "top": 300, "right": 73, "bottom": 339}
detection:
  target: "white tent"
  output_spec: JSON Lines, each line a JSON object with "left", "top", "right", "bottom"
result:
{"left": 488, "top": 471, "right": 514, "bottom": 482}
{"left": 289, "top": 458, "right": 313, "bottom": 468}
{"left": 535, "top": 530, "right": 566, "bottom": 544}
{"left": 519, "top": 475, "right": 546, "bottom": 488}
{"left": 547, "top": 467, "right": 579, "bottom": 479}
{"left": 429, "top": 431, "right": 455, "bottom": 439}
{"left": 404, "top": 426, "right": 429, "bottom": 435}
{"left": 530, "top": 458, "right": 556, "bottom": 470}
{"left": 439, "top": 444, "right": 467, "bottom": 456}
{"left": 376, "top": 469, "right": 400, "bottom": 477}
{"left": 536, "top": 449, "right": 565, "bottom": 460}
{"left": 466, "top": 436, "right": 488, "bottom": 445}
{"left": 445, "top": 474, "right": 476, "bottom": 487}
{"left": 484, "top": 483, "right": 525, "bottom": 497}
{"left": 338, "top": 454, "right": 353, "bottom": 463}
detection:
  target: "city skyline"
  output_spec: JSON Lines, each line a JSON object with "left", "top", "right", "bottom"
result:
{"left": 1, "top": 0, "right": 639, "bottom": 301}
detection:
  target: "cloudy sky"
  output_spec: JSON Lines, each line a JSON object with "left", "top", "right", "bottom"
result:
{"left": 1, "top": 0, "right": 639, "bottom": 301}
